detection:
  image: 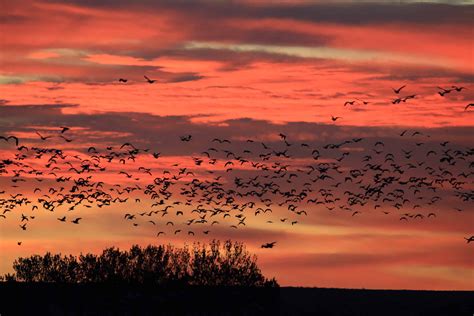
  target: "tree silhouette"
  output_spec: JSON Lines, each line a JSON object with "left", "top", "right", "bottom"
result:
{"left": 2, "top": 240, "right": 278, "bottom": 287}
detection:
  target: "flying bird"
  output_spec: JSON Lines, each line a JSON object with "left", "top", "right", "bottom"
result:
{"left": 59, "top": 135, "right": 73, "bottom": 142}
{"left": 261, "top": 241, "right": 277, "bottom": 248}
{"left": 0, "top": 135, "right": 19, "bottom": 146}
{"left": 437, "top": 87, "right": 452, "bottom": 96}
{"left": 464, "top": 236, "right": 474, "bottom": 244}
{"left": 392, "top": 85, "right": 406, "bottom": 94}
{"left": 344, "top": 100, "right": 356, "bottom": 106}
{"left": 60, "top": 126, "right": 70, "bottom": 134}
{"left": 144, "top": 75, "right": 156, "bottom": 84}
{"left": 180, "top": 135, "right": 192, "bottom": 142}
{"left": 71, "top": 218, "right": 82, "bottom": 224}
{"left": 451, "top": 85, "right": 466, "bottom": 92}
{"left": 35, "top": 131, "right": 52, "bottom": 140}
{"left": 356, "top": 98, "right": 369, "bottom": 105}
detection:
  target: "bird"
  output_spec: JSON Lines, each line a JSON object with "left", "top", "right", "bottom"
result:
{"left": 392, "top": 85, "right": 406, "bottom": 94}
{"left": 59, "top": 126, "right": 70, "bottom": 134}
{"left": 356, "top": 98, "right": 369, "bottom": 105}
{"left": 465, "top": 103, "right": 473, "bottom": 111}
{"left": 118, "top": 78, "right": 128, "bottom": 83}
{"left": 0, "top": 135, "right": 19, "bottom": 146}
{"left": 58, "top": 216, "right": 66, "bottom": 222}
{"left": 344, "top": 100, "right": 356, "bottom": 106}
{"left": 451, "top": 85, "right": 466, "bottom": 92}
{"left": 392, "top": 98, "right": 402, "bottom": 104}
{"left": 144, "top": 75, "right": 156, "bottom": 84}
{"left": 402, "top": 94, "right": 416, "bottom": 102}
{"left": 35, "top": 131, "right": 52, "bottom": 140}
{"left": 464, "top": 236, "right": 474, "bottom": 243}
{"left": 180, "top": 135, "right": 192, "bottom": 142}
{"left": 71, "top": 218, "right": 82, "bottom": 224}
{"left": 437, "top": 87, "right": 452, "bottom": 96}
{"left": 59, "top": 135, "right": 72, "bottom": 142}
{"left": 331, "top": 116, "right": 341, "bottom": 122}
{"left": 261, "top": 242, "right": 277, "bottom": 248}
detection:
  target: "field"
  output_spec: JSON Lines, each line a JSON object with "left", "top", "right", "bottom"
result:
{"left": 1, "top": 283, "right": 472, "bottom": 315}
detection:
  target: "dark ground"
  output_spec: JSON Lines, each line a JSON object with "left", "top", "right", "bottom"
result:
{"left": 0, "top": 283, "right": 473, "bottom": 315}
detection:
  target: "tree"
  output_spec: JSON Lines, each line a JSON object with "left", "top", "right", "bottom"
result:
{"left": 3, "top": 240, "right": 278, "bottom": 287}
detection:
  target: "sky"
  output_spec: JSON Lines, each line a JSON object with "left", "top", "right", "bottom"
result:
{"left": 0, "top": 0, "right": 473, "bottom": 290}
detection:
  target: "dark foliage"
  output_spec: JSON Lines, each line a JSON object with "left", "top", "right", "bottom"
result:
{"left": 1, "top": 240, "right": 278, "bottom": 287}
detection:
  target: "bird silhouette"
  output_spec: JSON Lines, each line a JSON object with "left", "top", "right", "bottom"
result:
{"left": 261, "top": 242, "right": 277, "bottom": 248}
{"left": 0, "top": 135, "right": 19, "bottom": 146}
{"left": 437, "top": 86, "right": 452, "bottom": 96}
{"left": 59, "top": 135, "right": 72, "bottom": 142}
{"left": 71, "top": 218, "right": 82, "bottom": 224}
{"left": 144, "top": 75, "right": 156, "bottom": 84}
{"left": 356, "top": 98, "right": 369, "bottom": 105}
{"left": 35, "top": 131, "right": 52, "bottom": 140}
{"left": 180, "top": 135, "right": 192, "bottom": 142}
{"left": 60, "top": 126, "right": 70, "bottom": 134}
{"left": 451, "top": 85, "right": 466, "bottom": 92}
{"left": 392, "top": 85, "right": 406, "bottom": 94}
{"left": 344, "top": 100, "right": 356, "bottom": 106}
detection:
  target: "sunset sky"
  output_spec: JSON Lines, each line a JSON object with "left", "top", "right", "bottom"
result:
{"left": 0, "top": 0, "right": 473, "bottom": 290}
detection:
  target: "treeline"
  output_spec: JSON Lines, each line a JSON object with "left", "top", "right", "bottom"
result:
{"left": 1, "top": 240, "right": 278, "bottom": 287}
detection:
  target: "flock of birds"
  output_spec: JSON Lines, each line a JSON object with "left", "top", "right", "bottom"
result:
{"left": 0, "top": 81, "right": 473, "bottom": 248}
{"left": 119, "top": 77, "right": 474, "bottom": 114}
{"left": 342, "top": 84, "right": 472, "bottom": 110}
